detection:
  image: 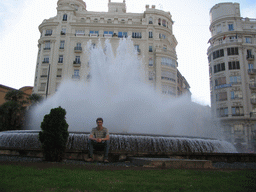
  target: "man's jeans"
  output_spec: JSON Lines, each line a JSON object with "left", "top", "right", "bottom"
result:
{"left": 88, "top": 139, "right": 110, "bottom": 159}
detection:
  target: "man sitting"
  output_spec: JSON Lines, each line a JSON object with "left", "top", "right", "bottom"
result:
{"left": 87, "top": 117, "right": 110, "bottom": 163}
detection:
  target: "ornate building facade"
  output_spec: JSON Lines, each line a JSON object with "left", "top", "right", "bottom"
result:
{"left": 33, "top": 0, "right": 190, "bottom": 99}
{"left": 208, "top": 2, "right": 256, "bottom": 152}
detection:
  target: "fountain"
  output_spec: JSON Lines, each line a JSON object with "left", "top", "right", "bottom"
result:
{"left": 0, "top": 38, "right": 238, "bottom": 162}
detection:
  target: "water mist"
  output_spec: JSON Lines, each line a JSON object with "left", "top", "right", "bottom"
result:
{"left": 28, "top": 38, "right": 221, "bottom": 139}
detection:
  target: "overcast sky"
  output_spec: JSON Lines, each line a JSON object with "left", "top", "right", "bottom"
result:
{"left": 1, "top": 0, "right": 256, "bottom": 106}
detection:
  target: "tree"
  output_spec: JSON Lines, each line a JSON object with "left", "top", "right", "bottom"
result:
{"left": 27, "top": 93, "right": 43, "bottom": 106}
{"left": 39, "top": 106, "right": 69, "bottom": 162}
{"left": 0, "top": 90, "right": 26, "bottom": 131}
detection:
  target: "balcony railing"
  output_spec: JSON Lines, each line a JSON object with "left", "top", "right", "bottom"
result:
{"left": 44, "top": 48, "right": 51, "bottom": 50}
{"left": 72, "top": 75, "right": 80, "bottom": 80}
{"left": 251, "top": 98, "right": 256, "bottom": 104}
{"left": 73, "top": 61, "right": 81, "bottom": 67}
{"left": 42, "top": 61, "right": 49, "bottom": 63}
{"left": 45, "top": 33, "right": 52, "bottom": 36}
{"left": 90, "top": 34, "right": 98, "bottom": 37}
{"left": 249, "top": 83, "right": 256, "bottom": 89}
{"left": 250, "top": 112, "right": 256, "bottom": 118}
{"left": 74, "top": 47, "right": 82, "bottom": 53}
{"left": 248, "top": 69, "right": 256, "bottom": 74}
{"left": 247, "top": 55, "right": 254, "bottom": 60}
{"left": 104, "top": 34, "right": 113, "bottom": 38}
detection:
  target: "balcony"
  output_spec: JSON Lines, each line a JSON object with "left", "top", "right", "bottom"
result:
{"left": 42, "top": 61, "right": 49, "bottom": 64}
{"left": 40, "top": 75, "right": 47, "bottom": 78}
{"left": 73, "top": 61, "right": 81, "bottom": 67}
{"left": 104, "top": 34, "right": 113, "bottom": 38}
{"left": 250, "top": 112, "right": 256, "bottom": 118}
{"left": 74, "top": 47, "right": 82, "bottom": 53}
{"left": 251, "top": 98, "right": 256, "bottom": 104}
{"left": 60, "top": 32, "right": 66, "bottom": 35}
{"left": 44, "top": 48, "right": 51, "bottom": 50}
{"left": 90, "top": 34, "right": 98, "bottom": 37}
{"left": 72, "top": 75, "right": 80, "bottom": 80}
{"left": 45, "top": 33, "right": 52, "bottom": 36}
{"left": 249, "top": 83, "right": 256, "bottom": 89}
{"left": 38, "top": 87, "right": 46, "bottom": 91}
{"left": 248, "top": 69, "right": 256, "bottom": 75}
{"left": 247, "top": 55, "right": 254, "bottom": 61}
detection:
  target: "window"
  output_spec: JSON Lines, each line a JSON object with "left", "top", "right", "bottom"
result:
{"left": 149, "top": 31, "right": 153, "bottom": 38}
{"left": 149, "top": 17, "right": 153, "bottom": 24}
{"left": 208, "top": 54, "right": 211, "bottom": 63}
{"left": 161, "top": 71, "right": 176, "bottom": 82}
{"left": 216, "top": 107, "right": 228, "bottom": 117}
{"left": 75, "top": 30, "right": 85, "bottom": 36}
{"left": 230, "top": 76, "right": 241, "bottom": 84}
{"left": 75, "top": 43, "right": 82, "bottom": 51}
{"left": 248, "top": 63, "right": 254, "bottom": 70}
{"left": 58, "top": 55, "right": 63, "bottom": 63}
{"left": 163, "top": 46, "right": 167, "bottom": 51}
{"left": 45, "top": 30, "right": 52, "bottom": 36}
{"left": 44, "top": 41, "right": 51, "bottom": 50}
{"left": 74, "top": 69, "right": 79, "bottom": 76}
{"left": 215, "top": 77, "right": 226, "bottom": 86}
{"left": 90, "top": 31, "right": 99, "bottom": 36}
{"left": 227, "top": 47, "right": 238, "bottom": 55}
{"left": 162, "top": 20, "right": 166, "bottom": 27}
{"left": 161, "top": 57, "right": 176, "bottom": 68}
{"left": 149, "top": 46, "right": 153, "bottom": 52}
{"left": 231, "top": 90, "right": 242, "bottom": 99}
{"left": 43, "top": 56, "right": 49, "bottom": 63}
{"left": 104, "top": 31, "right": 113, "bottom": 37}
{"left": 60, "top": 41, "right": 65, "bottom": 49}
{"left": 39, "top": 83, "right": 46, "bottom": 91}
{"left": 74, "top": 56, "right": 81, "bottom": 64}
{"left": 216, "top": 92, "right": 227, "bottom": 101}
{"left": 228, "top": 61, "right": 240, "bottom": 70}
{"left": 228, "top": 24, "right": 234, "bottom": 31}
{"left": 213, "top": 49, "right": 224, "bottom": 60}
{"left": 57, "top": 68, "right": 62, "bottom": 77}
{"left": 118, "top": 32, "right": 127, "bottom": 38}
{"left": 61, "top": 28, "right": 66, "bottom": 35}
{"left": 149, "top": 71, "right": 154, "bottom": 80}
{"left": 162, "top": 85, "right": 175, "bottom": 95}
{"left": 214, "top": 63, "right": 225, "bottom": 73}
{"left": 132, "top": 32, "right": 142, "bottom": 38}
{"left": 134, "top": 45, "right": 140, "bottom": 53}
{"left": 72, "top": 69, "right": 80, "bottom": 79}
{"left": 63, "top": 14, "right": 67, "bottom": 21}
{"left": 159, "top": 34, "right": 166, "bottom": 39}
{"left": 149, "top": 58, "right": 153, "bottom": 67}
{"left": 245, "top": 37, "right": 252, "bottom": 43}
{"left": 217, "top": 24, "right": 222, "bottom": 33}
{"left": 158, "top": 18, "right": 161, "bottom": 25}
{"left": 41, "top": 68, "right": 48, "bottom": 77}
{"left": 247, "top": 49, "right": 254, "bottom": 59}
{"left": 232, "top": 106, "right": 244, "bottom": 116}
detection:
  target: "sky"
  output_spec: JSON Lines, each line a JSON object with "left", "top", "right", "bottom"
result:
{"left": 0, "top": 0, "right": 256, "bottom": 106}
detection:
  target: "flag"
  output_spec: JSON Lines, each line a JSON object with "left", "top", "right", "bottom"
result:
{"left": 223, "top": 35, "right": 226, "bottom": 40}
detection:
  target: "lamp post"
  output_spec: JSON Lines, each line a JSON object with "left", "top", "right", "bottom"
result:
{"left": 46, "top": 64, "right": 51, "bottom": 98}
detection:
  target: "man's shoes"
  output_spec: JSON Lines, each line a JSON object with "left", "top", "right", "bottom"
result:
{"left": 87, "top": 158, "right": 93, "bottom": 162}
{"left": 103, "top": 159, "right": 109, "bottom": 163}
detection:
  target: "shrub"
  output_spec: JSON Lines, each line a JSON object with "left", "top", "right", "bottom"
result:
{"left": 39, "top": 106, "right": 69, "bottom": 162}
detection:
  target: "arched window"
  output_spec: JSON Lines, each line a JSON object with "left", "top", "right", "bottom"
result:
{"left": 162, "top": 20, "right": 166, "bottom": 27}
{"left": 149, "top": 17, "right": 153, "bottom": 24}
{"left": 63, "top": 14, "right": 67, "bottom": 21}
{"left": 158, "top": 18, "right": 161, "bottom": 25}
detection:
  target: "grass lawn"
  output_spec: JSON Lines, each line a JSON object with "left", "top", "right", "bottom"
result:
{"left": 0, "top": 164, "right": 256, "bottom": 192}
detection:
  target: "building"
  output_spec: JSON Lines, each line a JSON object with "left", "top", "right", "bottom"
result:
{"left": 0, "top": 84, "right": 33, "bottom": 106}
{"left": 32, "top": 0, "right": 190, "bottom": 99}
{"left": 207, "top": 2, "right": 256, "bottom": 152}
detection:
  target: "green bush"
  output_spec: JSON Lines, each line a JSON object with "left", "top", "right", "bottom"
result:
{"left": 39, "top": 106, "right": 69, "bottom": 162}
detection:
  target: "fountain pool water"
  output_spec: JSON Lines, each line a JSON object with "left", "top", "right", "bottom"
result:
{"left": 0, "top": 38, "right": 237, "bottom": 154}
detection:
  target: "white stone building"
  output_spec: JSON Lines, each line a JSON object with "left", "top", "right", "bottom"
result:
{"left": 208, "top": 2, "right": 256, "bottom": 152}
{"left": 33, "top": 0, "right": 191, "bottom": 98}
